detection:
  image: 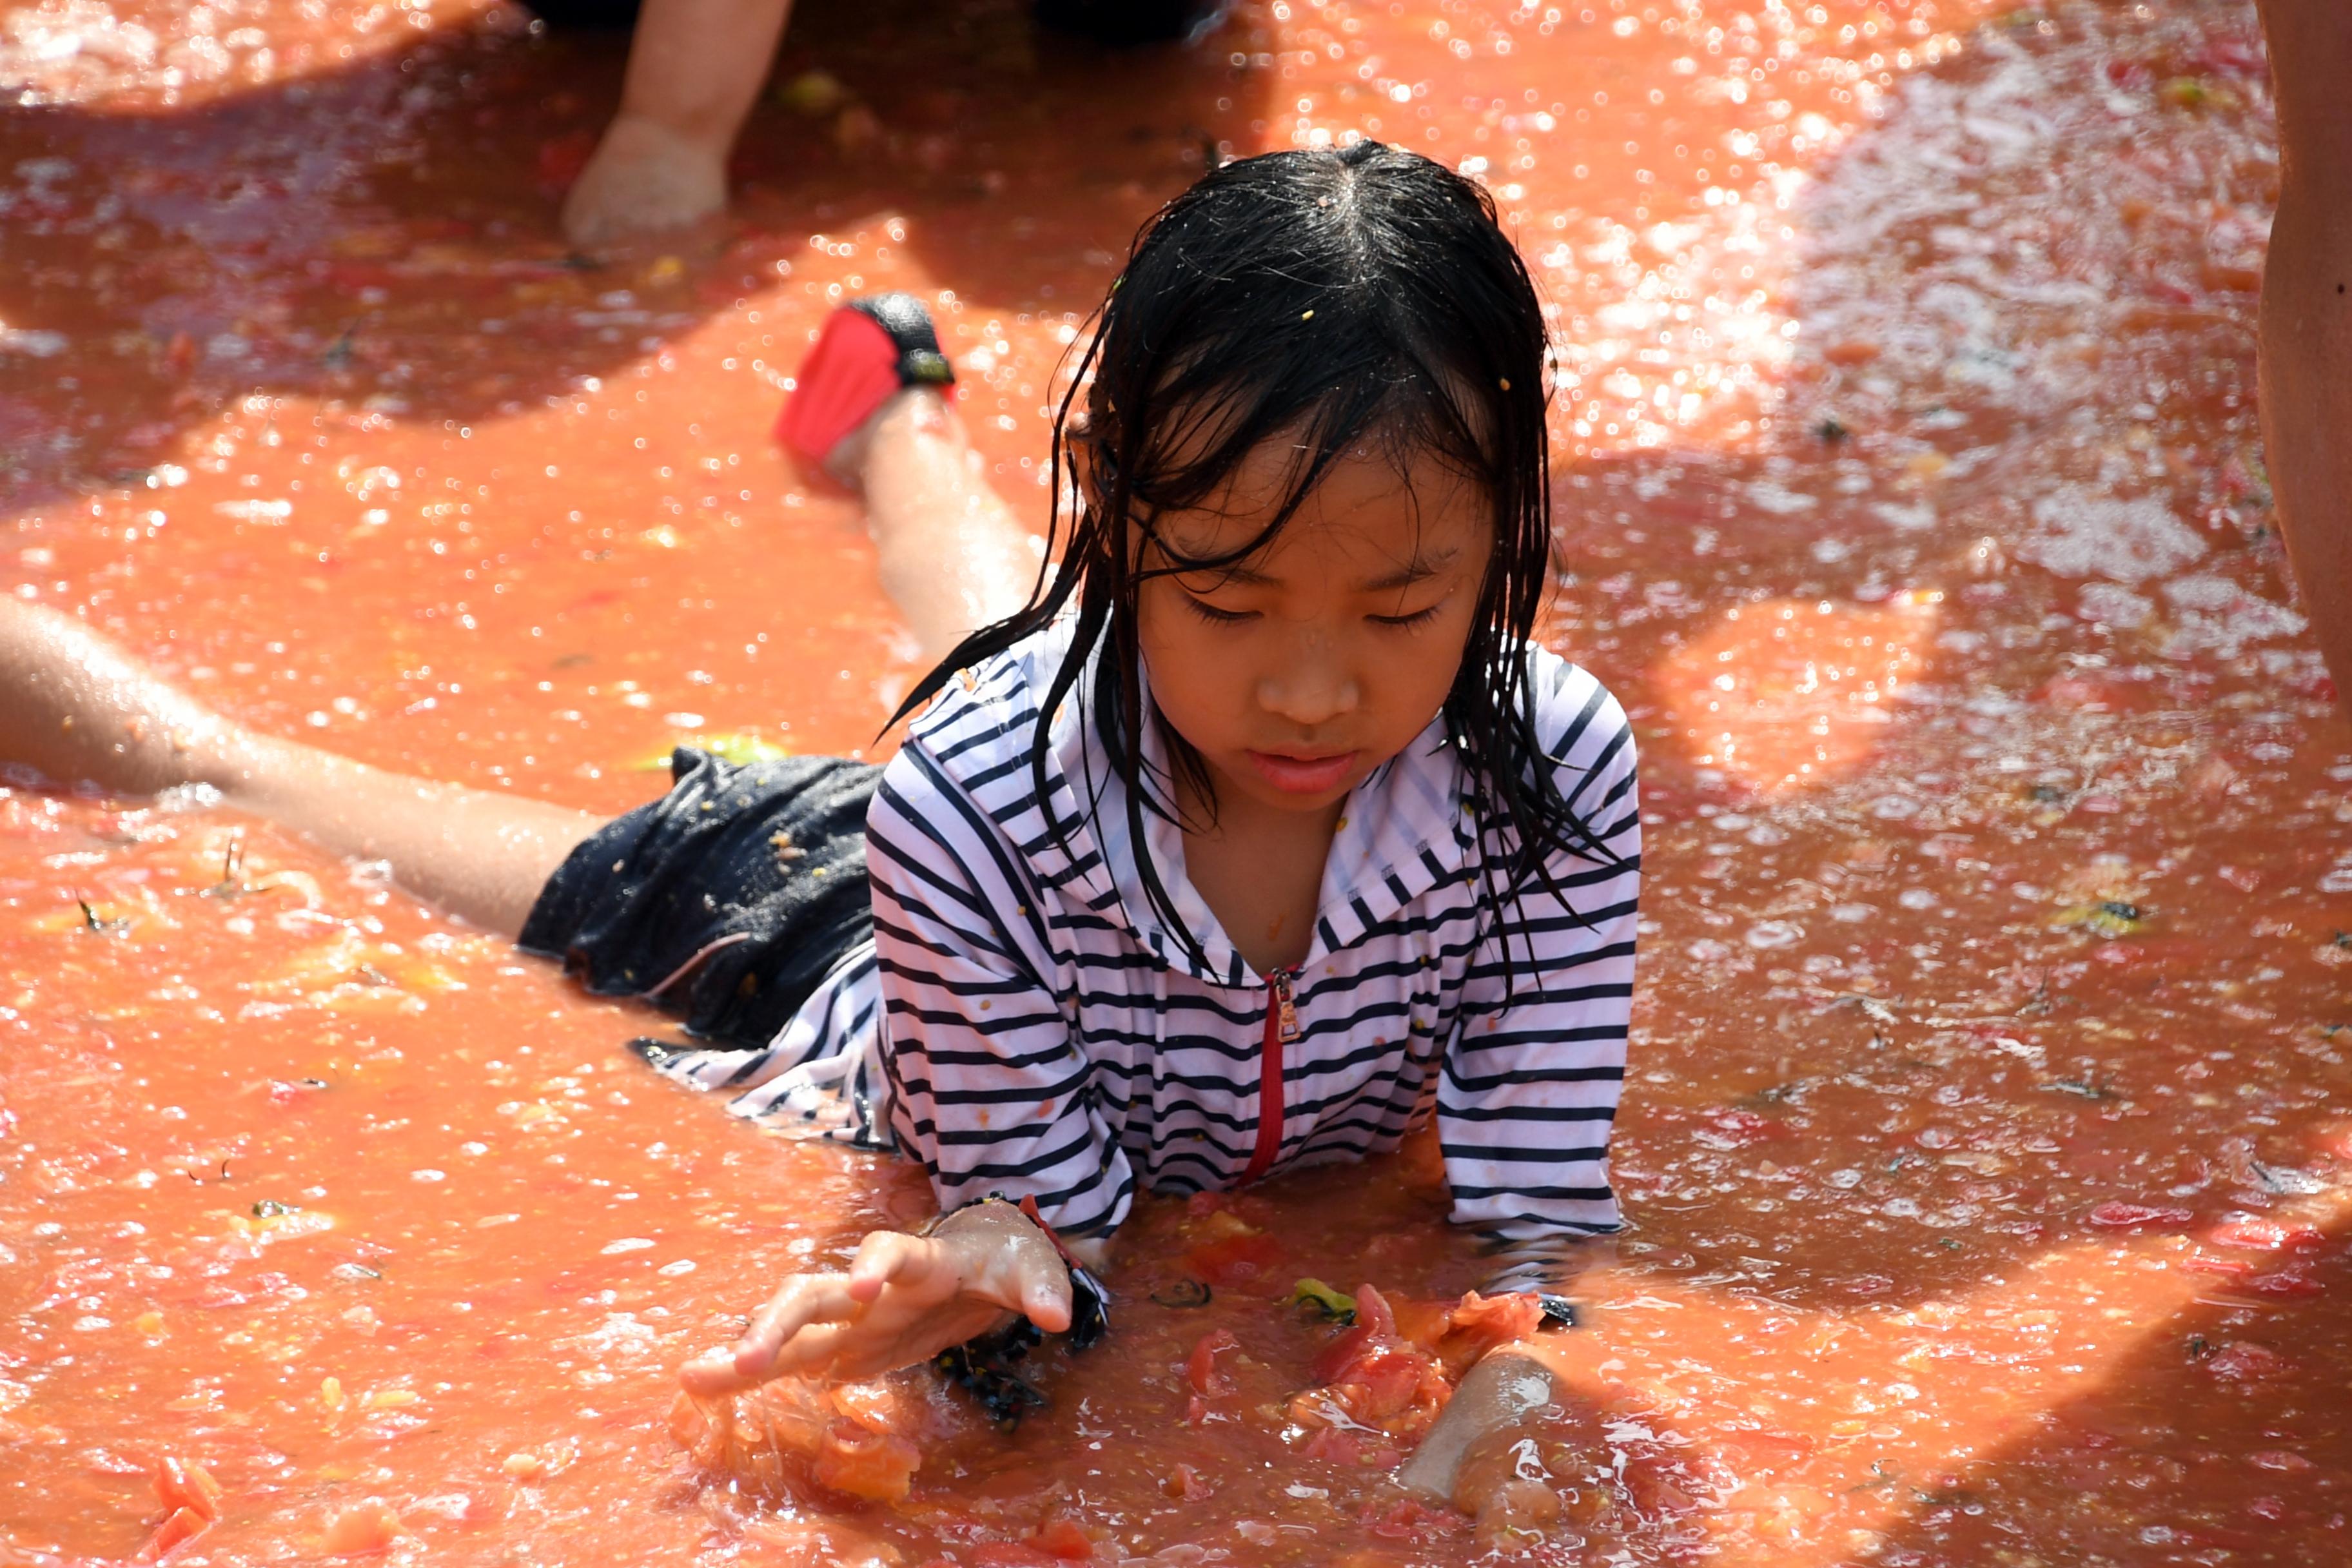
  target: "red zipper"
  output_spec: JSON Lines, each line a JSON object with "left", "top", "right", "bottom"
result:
{"left": 1241, "top": 967, "right": 1300, "bottom": 1184}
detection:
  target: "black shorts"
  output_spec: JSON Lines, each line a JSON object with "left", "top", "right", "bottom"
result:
{"left": 518, "top": 748, "right": 880, "bottom": 1049}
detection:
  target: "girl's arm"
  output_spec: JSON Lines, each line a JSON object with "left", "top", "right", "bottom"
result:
{"left": 860, "top": 738, "right": 1136, "bottom": 1238}
{"left": 1438, "top": 667, "right": 1641, "bottom": 1274}
{"left": 685, "top": 725, "right": 1128, "bottom": 1393}
{"left": 1403, "top": 667, "right": 1642, "bottom": 1497}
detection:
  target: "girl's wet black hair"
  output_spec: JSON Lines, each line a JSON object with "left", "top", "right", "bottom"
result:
{"left": 891, "top": 139, "right": 1619, "bottom": 970}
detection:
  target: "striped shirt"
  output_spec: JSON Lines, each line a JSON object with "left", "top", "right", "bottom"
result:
{"left": 650, "top": 623, "right": 1640, "bottom": 1280}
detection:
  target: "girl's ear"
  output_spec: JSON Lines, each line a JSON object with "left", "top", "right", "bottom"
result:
{"left": 1064, "top": 404, "right": 1104, "bottom": 500}
{"left": 1072, "top": 417, "right": 1134, "bottom": 558}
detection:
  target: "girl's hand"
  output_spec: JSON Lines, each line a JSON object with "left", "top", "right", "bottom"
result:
{"left": 679, "top": 1204, "right": 1073, "bottom": 1394}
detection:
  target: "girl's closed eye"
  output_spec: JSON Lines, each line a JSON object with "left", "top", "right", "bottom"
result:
{"left": 1368, "top": 600, "right": 1447, "bottom": 629}
{"left": 1182, "top": 593, "right": 1260, "bottom": 625}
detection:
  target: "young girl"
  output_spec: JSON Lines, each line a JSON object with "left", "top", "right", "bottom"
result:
{"left": 0, "top": 141, "right": 1638, "bottom": 1502}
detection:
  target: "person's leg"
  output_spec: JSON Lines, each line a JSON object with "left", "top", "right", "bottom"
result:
{"left": 841, "top": 388, "right": 1046, "bottom": 664}
{"left": 562, "top": 0, "right": 796, "bottom": 248}
{"left": 0, "top": 602, "right": 602, "bottom": 937}
{"left": 2255, "top": 1, "right": 2352, "bottom": 704}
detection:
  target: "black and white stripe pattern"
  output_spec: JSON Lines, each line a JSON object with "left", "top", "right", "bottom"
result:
{"left": 650, "top": 624, "right": 1640, "bottom": 1276}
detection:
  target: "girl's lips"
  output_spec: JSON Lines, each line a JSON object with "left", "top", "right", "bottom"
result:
{"left": 1246, "top": 749, "right": 1360, "bottom": 795}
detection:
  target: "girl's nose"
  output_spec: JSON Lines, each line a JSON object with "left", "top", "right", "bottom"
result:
{"left": 1257, "top": 643, "right": 1360, "bottom": 729}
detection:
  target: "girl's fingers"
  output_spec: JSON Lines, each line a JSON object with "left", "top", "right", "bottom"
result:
{"left": 678, "top": 1347, "right": 753, "bottom": 1396}
{"left": 763, "top": 1318, "right": 856, "bottom": 1378}
{"left": 677, "top": 1226, "right": 1020, "bottom": 1396}
{"left": 1019, "top": 1260, "right": 1074, "bottom": 1334}
{"left": 685, "top": 1277, "right": 859, "bottom": 1391}
{"left": 846, "top": 1230, "right": 953, "bottom": 1304}
{"left": 844, "top": 1230, "right": 921, "bottom": 1302}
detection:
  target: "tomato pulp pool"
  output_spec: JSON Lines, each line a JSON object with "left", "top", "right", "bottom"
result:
{"left": 4, "top": 0, "right": 2349, "bottom": 1563}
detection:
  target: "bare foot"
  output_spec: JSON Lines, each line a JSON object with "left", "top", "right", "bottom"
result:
{"left": 0, "top": 602, "right": 239, "bottom": 795}
{"left": 560, "top": 114, "right": 730, "bottom": 249}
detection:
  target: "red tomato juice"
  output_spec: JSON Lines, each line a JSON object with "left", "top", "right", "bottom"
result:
{"left": 5, "top": 0, "right": 2349, "bottom": 1562}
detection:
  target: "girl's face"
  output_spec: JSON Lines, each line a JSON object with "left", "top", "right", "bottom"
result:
{"left": 1135, "top": 437, "right": 1495, "bottom": 819}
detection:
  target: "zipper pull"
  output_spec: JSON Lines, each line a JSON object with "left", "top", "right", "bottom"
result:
{"left": 1271, "top": 967, "right": 1300, "bottom": 1043}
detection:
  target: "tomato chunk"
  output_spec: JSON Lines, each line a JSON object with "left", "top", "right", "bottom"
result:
{"left": 1162, "top": 1463, "right": 1212, "bottom": 1500}
{"left": 320, "top": 1500, "right": 404, "bottom": 1556}
{"left": 1026, "top": 1517, "right": 1095, "bottom": 1560}
{"left": 1340, "top": 1347, "right": 1426, "bottom": 1420}
{"left": 155, "top": 1458, "right": 223, "bottom": 1522}
{"left": 812, "top": 1418, "right": 923, "bottom": 1504}
{"left": 1389, "top": 1298, "right": 1453, "bottom": 1349}
{"left": 1446, "top": 1290, "right": 1544, "bottom": 1349}
{"left": 139, "top": 1507, "right": 208, "bottom": 1563}
{"left": 1364, "top": 1497, "right": 1465, "bottom": 1542}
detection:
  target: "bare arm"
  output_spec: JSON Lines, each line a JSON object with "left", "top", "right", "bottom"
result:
{"left": 2255, "top": 0, "right": 2352, "bottom": 703}
{"left": 1396, "top": 1346, "right": 1563, "bottom": 1500}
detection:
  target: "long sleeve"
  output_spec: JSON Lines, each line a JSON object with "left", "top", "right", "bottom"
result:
{"left": 864, "top": 740, "right": 1137, "bottom": 1239}
{"left": 1437, "top": 668, "right": 1641, "bottom": 1290}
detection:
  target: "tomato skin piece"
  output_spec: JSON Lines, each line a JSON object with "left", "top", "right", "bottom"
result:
{"left": 139, "top": 1507, "right": 209, "bottom": 1562}
{"left": 1181, "top": 1231, "right": 1282, "bottom": 1287}
{"left": 1186, "top": 1329, "right": 1240, "bottom": 1396}
{"left": 1026, "top": 1517, "right": 1095, "bottom": 1560}
{"left": 2084, "top": 1201, "right": 2195, "bottom": 1229}
{"left": 1311, "top": 1324, "right": 1373, "bottom": 1387}
{"left": 2209, "top": 1219, "right": 2324, "bottom": 1253}
{"left": 2248, "top": 1267, "right": 2325, "bottom": 1298}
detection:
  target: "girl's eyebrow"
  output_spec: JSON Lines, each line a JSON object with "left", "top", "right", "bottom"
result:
{"left": 1359, "top": 547, "right": 1460, "bottom": 593}
{"left": 1180, "top": 547, "right": 1459, "bottom": 591}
